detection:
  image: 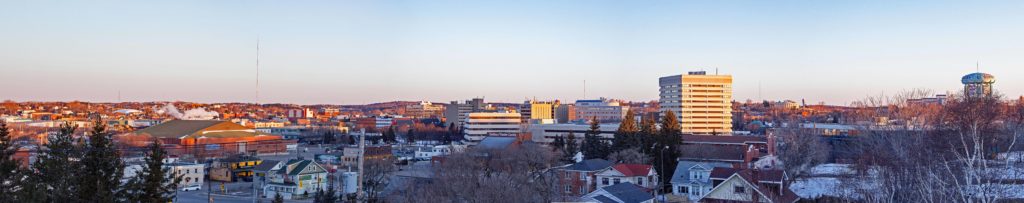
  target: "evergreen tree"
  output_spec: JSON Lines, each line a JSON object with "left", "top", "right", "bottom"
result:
{"left": 406, "top": 128, "right": 416, "bottom": 145}
{"left": 272, "top": 192, "right": 285, "bottom": 203}
{"left": 550, "top": 134, "right": 565, "bottom": 152}
{"left": 125, "top": 142, "right": 183, "bottom": 203}
{"left": 384, "top": 127, "right": 397, "bottom": 144}
{"left": 445, "top": 123, "right": 456, "bottom": 144}
{"left": 582, "top": 117, "right": 611, "bottom": 159}
{"left": 78, "top": 120, "right": 126, "bottom": 202}
{"left": 652, "top": 111, "right": 683, "bottom": 192}
{"left": 33, "top": 122, "right": 82, "bottom": 202}
{"left": 313, "top": 188, "right": 324, "bottom": 203}
{"left": 322, "top": 180, "right": 338, "bottom": 203}
{"left": 563, "top": 132, "right": 579, "bottom": 162}
{"left": 0, "top": 121, "right": 22, "bottom": 202}
{"left": 348, "top": 135, "right": 356, "bottom": 145}
{"left": 322, "top": 130, "right": 336, "bottom": 144}
{"left": 638, "top": 116, "right": 658, "bottom": 154}
{"left": 612, "top": 110, "right": 639, "bottom": 152}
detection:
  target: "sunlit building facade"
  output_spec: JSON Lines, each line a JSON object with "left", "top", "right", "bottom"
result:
{"left": 660, "top": 71, "right": 733, "bottom": 135}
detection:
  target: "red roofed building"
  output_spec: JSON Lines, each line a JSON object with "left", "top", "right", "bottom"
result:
{"left": 595, "top": 164, "right": 659, "bottom": 190}
{"left": 120, "top": 120, "right": 296, "bottom": 159}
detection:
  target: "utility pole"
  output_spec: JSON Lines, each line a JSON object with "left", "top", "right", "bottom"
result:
{"left": 357, "top": 128, "right": 366, "bottom": 202}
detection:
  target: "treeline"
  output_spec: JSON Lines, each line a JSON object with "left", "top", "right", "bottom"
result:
{"left": 0, "top": 120, "right": 182, "bottom": 203}
{"left": 548, "top": 110, "right": 684, "bottom": 192}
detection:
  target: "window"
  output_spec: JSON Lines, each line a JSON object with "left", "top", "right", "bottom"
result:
{"left": 580, "top": 172, "right": 586, "bottom": 180}
{"left": 602, "top": 178, "right": 609, "bottom": 185}
{"left": 637, "top": 177, "right": 644, "bottom": 185}
{"left": 734, "top": 186, "right": 746, "bottom": 194}
{"left": 580, "top": 187, "right": 586, "bottom": 194}
{"left": 612, "top": 178, "right": 621, "bottom": 185}
{"left": 679, "top": 186, "right": 688, "bottom": 194}
{"left": 564, "top": 185, "right": 572, "bottom": 193}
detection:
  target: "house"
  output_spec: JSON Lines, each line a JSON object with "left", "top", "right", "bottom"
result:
{"left": 557, "top": 159, "right": 614, "bottom": 196}
{"left": 671, "top": 161, "right": 732, "bottom": 201}
{"left": 122, "top": 160, "right": 205, "bottom": 190}
{"left": 580, "top": 183, "right": 655, "bottom": 203}
{"left": 700, "top": 168, "right": 799, "bottom": 203}
{"left": 679, "top": 134, "right": 776, "bottom": 169}
{"left": 341, "top": 145, "right": 393, "bottom": 167}
{"left": 209, "top": 155, "right": 262, "bottom": 182}
{"left": 595, "top": 164, "right": 658, "bottom": 190}
{"left": 263, "top": 159, "right": 329, "bottom": 200}
{"left": 167, "top": 162, "right": 206, "bottom": 188}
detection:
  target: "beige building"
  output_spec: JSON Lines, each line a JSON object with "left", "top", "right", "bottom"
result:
{"left": 659, "top": 71, "right": 733, "bottom": 135}
{"left": 463, "top": 112, "right": 522, "bottom": 145}
{"left": 406, "top": 101, "right": 444, "bottom": 118}
{"left": 520, "top": 100, "right": 559, "bottom": 121}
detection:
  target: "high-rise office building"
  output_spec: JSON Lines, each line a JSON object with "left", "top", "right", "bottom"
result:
{"left": 659, "top": 71, "right": 733, "bottom": 135}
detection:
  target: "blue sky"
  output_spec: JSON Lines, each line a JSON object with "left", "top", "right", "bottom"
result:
{"left": 2, "top": 1, "right": 1022, "bottom": 105}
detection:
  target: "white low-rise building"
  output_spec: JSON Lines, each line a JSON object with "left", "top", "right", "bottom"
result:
{"left": 414, "top": 145, "right": 465, "bottom": 160}
{"left": 463, "top": 112, "right": 522, "bottom": 145}
{"left": 527, "top": 123, "right": 618, "bottom": 144}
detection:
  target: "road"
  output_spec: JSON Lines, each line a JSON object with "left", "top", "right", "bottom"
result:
{"left": 174, "top": 189, "right": 313, "bottom": 203}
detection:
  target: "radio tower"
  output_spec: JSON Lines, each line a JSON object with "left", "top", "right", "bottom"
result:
{"left": 255, "top": 36, "right": 261, "bottom": 105}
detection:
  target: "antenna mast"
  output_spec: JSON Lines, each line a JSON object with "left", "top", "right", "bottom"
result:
{"left": 583, "top": 80, "right": 587, "bottom": 99}
{"left": 256, "top": 36, "right": 261, "bottom": 105}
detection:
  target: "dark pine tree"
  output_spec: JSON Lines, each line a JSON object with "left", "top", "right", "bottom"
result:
{"left": 653, "top": 111, "right": 682, "bottom": 192}
{"left": 563, "top": 132, "right": 579, "bottom": 162}
{"left": 406, "top": 128, "right": 416, "bottom": 145}
{"left": 322, "top": 130, "right": 336, "bottom": 144}
{"left": 272, "top": 192, "right": 285, "bottom": 203}
{"left": 550, "top": 134, "right": 565, "bottom": 152}
{"left": 445, "top": 123, "right": 456, "bottom": 144}
{"left": 0, "top": 121, "right": 22, "bottom": 202}
{"left": 33, "top": 122, "right": 82, "bottom": 202}
{"left": 323, "top": 179, "right": 338, "bottom": 203}
{"left": 78, "top": 120, "right": 126, "bottom": 202}
{"left": 638, "top": 116, "right": 658, "bottom": 155}
{"left": 313, "top": 188, "right": 324, "bottom": 203}
{"left": 125, "top": 142, "right": 183, "bottom": 203}
{"left": 612, "top": 110, "right": 639, "bottom": 152}
{"left": 384, "top": 127, "right": 397, "bottom": 144}
{"left": 582, "top": 117, "right": 611, "bottom": 159}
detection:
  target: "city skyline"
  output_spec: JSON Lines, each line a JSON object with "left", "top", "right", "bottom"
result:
{"left": 3, "top": 1, "right": 1024, "bottom": 105}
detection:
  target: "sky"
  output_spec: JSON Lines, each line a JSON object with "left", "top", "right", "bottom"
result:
{"left": 1, "top": 0, "right": 1023, "bottom": 105}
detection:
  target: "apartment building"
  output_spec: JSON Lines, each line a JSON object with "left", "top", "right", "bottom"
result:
{"left": 659, "top": 71, "right": 733, "bottom": 135}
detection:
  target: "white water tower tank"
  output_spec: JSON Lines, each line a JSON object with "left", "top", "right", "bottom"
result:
{"left": 341, "top": 172, "right": 358, "bottom": 194}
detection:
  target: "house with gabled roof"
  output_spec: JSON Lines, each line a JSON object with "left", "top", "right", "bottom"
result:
{"left": 700, "top": 168, "right": 799, "bottom": 203}
{"left": 671, "top": 161, "right": 733, "bottom": 201}
{"left": 595, "top": 164, "right": 659, "bottom": 190}
{"left": 580, "top": 182, "right": 655, "bottom": 203}
{"left": 557, "top": 159, "right": 614, "bottom": 196}
{"left": 262, "top": 159, "right": 329, "bottom": 200}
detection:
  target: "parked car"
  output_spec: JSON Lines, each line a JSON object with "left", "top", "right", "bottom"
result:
{"left": 182, "top": 185, "right": 202, "bottom": 191}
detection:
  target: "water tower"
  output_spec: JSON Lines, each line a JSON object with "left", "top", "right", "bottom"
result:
{"left": 961, "top": 72, "right": 995, "bottom": 98}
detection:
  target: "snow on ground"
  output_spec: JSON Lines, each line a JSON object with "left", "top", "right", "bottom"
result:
{"left": 791, "top": 177, "right": 869, "bottom": 200}
{"left": 808, "top": 164, "right": 856, "bottom": 176}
